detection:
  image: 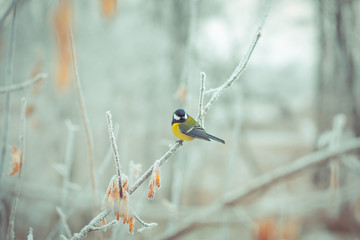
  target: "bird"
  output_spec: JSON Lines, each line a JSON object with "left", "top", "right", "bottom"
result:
{"left": 171, "top": 109, "right": 225, "bottom": 144}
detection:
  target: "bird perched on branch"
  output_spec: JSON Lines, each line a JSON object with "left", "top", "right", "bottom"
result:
{"left": 171, "top": 109, "right": 225, "bottom": 144}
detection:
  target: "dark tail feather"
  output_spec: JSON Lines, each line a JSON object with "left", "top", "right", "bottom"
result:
{"left": 206, "top": 133, "right": 225, "bottom": 144}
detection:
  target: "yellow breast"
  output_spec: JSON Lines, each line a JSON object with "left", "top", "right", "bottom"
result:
{"left": 172, "top": 123, "right": 194, "bottom": 141}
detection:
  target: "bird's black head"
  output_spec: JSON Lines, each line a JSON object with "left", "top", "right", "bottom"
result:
{"left": 172, "top": 109, "right": 188, "bottom": 124}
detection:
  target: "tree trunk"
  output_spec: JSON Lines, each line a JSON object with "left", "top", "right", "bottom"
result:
{"left": 317, "top": 0, "right": 360, "bottom": 137}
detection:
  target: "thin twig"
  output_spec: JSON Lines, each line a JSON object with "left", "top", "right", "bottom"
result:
{"left": 68, "top": 23, "right": 98, "bottom": 212}
{"left": 0, "top": 0, "right": 17, "bottom": 187}
{"left": 56, "top": 207, "right": 72, "bottom": 238}
{"left": 0, "top": 0, "right": 19, "bottom": 28}
{"left": 6, "top": 98, "right": 26, "bottom": 240}
{"left": 91, "top": 220, "right": 118, "bottom": 231}
{"left": 133, "top": 212, "right": 158, "bottom": 232}
{"left": 0, "top": 73, "right": 46, "bottom": 94}
{"left": 106, "top": 111, "right": 123, "bottom": 198}
{"left": 203, "top": 31, "right": 261, "bottom": 116}
{"left": 196, "top": 72, "right": 206, "bottom": 126}
{"left": 99, "top": 124, "right": 120, "bottom": 176}
{"left": 159, "top": 137, "right": 360, "bottom": 240}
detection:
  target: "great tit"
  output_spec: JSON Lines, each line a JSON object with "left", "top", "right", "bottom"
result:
{"left": 171, "top": 109, "right": 225, "bottom": 144}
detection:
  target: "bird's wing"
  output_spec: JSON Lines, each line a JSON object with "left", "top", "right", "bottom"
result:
{"left": 179, "top": 120, "right": 210, "bottom": 141}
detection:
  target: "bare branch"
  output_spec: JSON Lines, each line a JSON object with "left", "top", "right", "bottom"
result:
{"left": 133, "top": 212, "right": 158, "bottom": 232}
{"left": 106, "top": 111, "right": 123, "bottom": 198}
{"left": 203, "top": 31, "right": 261, "bottom": 116}
{"left": 0, "top": 0, "right": 19, "bottom": 28}
{"left": 90, "top": 219, "right": 117, "bottom": 231}
{"left": 68, "top": 23, "right": 98, "bottom": 212}
{"left": 6, "top": 98, "right": 26, "bottom": 240}
{"left": 56, "top": 207, "right": 72, "bottom": 238}
{"left": 159, "top": 137, "right": 360, "bottom": 240}
{"left": 0, "top": 73, "right": 46, "bottom": 94}
{"left": 0, "top": 0, "right": 17, "bottom": 185}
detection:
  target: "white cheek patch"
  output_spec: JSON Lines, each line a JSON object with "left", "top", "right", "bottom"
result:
{"left": 184, "top": 113, "right": 188, "bottom": 119}
{"left": 174, "top": 114, "right": 181, "bottom": 120}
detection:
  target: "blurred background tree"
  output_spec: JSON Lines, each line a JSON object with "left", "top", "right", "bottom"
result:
{"left": 317, "top": 0, "right": 360, "bottom": 137}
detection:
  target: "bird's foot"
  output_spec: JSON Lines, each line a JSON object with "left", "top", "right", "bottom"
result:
{"left": 176, "top": 140, "right": 184, "bottom": 146}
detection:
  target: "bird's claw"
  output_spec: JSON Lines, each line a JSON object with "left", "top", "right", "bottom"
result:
{"left": 176, "top": 140, "right": 183, "bottom": 146}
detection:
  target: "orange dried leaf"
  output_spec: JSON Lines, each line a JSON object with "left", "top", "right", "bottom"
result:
{"left": 26, "top": 105, "right": 35, "bottom": 117}
{"left": 116, "top": 213, "right": 120, "bottom": 221}
{"left": 123, "top": 180, "right": 128, "bottom": 192}
{"left": 53, "top": 0, "right": 73, "bottom": 92}
{"left": 281, "top": 220, "right": 300, "bottom": 240}
{"left": 101, "top": 0, "right": 117, "bottom": 18}
{"left": 102, "top": 218, "right": 106, "bottom": 225}
{"left": 9, "top": 146, "right": 22, "bottom": 176}
{"left": 155, "top": 170, "right": 160, "bottom": 187}
{"left": 176, "top": 84, "right": 187, "bottom": 102}
{"left": 148, "top": 161, "right": 161, "bottom": 199}
{"left": 256, "top": 218, "right": 276, "bottom": 240}
{"left": 128, "top": 216, "right": 134, "bottom": 233}
{"left": 148, "top": 183, "right": 154, "bottom": 199}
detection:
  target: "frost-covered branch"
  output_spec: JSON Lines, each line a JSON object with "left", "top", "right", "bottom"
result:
{"left": 0, "top": 73, "right": 46, "bottom": 94}
{"left": 69, "top": 210, "right": 111, "bottom": 240}
{"left": 203, "top": 31, "right": 261, "bottom": 116}
{"left": 106, "top": 111, "right": 123, "bottom": 198}
{"left": 133, "top": 212, "right": 158, "bottom": 232}
{"left": 128, "top": 141, "right": 182, "bottom": 195}
{"left": 203, "top": 0, "right": 272, "bottom": 117}
{"left": 159, "top": 137, "right": 360, "bottom": 240}
{"left": 196, "top": 72, "right": 206, "bottom": 126}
